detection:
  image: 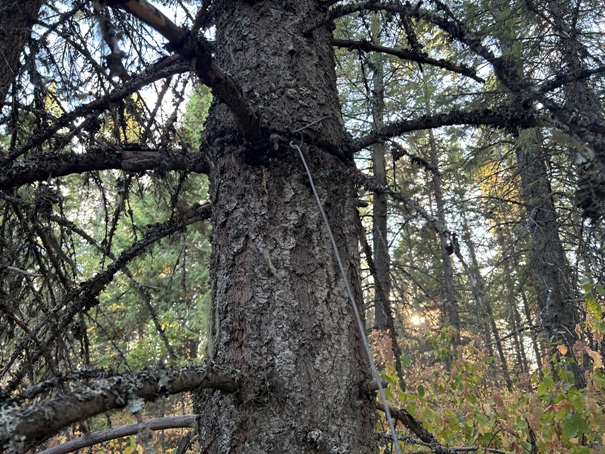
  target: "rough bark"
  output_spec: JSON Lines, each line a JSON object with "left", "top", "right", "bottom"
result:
{"left": 0, "top": 148, "right": 208, "bottom": 190}
{"left": 1, "top": 365, "right": 237, "bottom": 449}
{"left": 0, "top": 0, "right": 43, "bottom": 108}
{"left": 515, "top": 129, "right": 582, "bottom": 386}
{"left": 194, "top": 1, "right": 376, "bottom": 452}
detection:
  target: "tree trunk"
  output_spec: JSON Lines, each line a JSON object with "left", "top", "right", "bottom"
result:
{"left": 370, "top": 53, "right": 390, "bottom": 332}
{"left": 521, "top": 290, "right": 544, "bottom": 379}
{"left": 515, "top": 128, "right": 583, "bottom": 386}
{"left": 194, "top": 1, "right": 376, "bottom": 452}
{"left": 422, "top": 83, "right": 460, "bottom": 347}
{"left": 457, "top": 221, "right": 512, "bottom": 389}
{"left": 510, "top": 301, "right": 529, "bottom": 376}
{"left": 0, "top": 0, "right": 43, "bottom": 107}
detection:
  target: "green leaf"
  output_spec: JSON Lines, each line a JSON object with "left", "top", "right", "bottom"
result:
{"left": 537, "top": 375, "right": 555, "bottom": 396}
{"left": 560, "top": 413, "right": 589, "bottom": 439}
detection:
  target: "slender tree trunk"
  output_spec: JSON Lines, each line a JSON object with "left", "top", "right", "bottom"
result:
{"left": 422, "top": 83, "right": 460, "bottom": 346}
{"left": 510, "top": 302, "right": 529, "bottom": 375}
{"left": 0, "top": 0, "right": 43, "bottom": 108}
{"left": 521, "top": 290, "right": 544, "bottom": 377}
{"left": 370, "top": 52, "right": 390, "bottom": 332}
{"left": 457, "top": 222, "right": 512, "bottom": 389}
{"left": 194, "top": 2, "right": 376, "bottom": 452}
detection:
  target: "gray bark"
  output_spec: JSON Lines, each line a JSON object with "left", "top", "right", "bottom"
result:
{"left": 194, "top": 1, "right": 376, "bottom": 452}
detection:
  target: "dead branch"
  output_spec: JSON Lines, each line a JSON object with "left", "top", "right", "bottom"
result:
{"left": 0, "top": 147, "right": 208, "bottom": 190}
{"left": 1, "top": 365, "right": 238, "bottom": 451}
{"left": 39, "top": 415, "right": 196, "bottom": 454}
{"left": 0, "top": 204, "right": 212, "bottom": 393}
{"left": 0, "top": 56, "right": 188, "bottom": 166}
{"left": 107, "top": 0, "right": 262, "bottom": 140}
{"left": 332, "top": 38, "right": 484, "bottom": 83}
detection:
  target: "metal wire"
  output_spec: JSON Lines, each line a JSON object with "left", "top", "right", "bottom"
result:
{"left": 290, "top": 136, "right": 402, "bottom": 454}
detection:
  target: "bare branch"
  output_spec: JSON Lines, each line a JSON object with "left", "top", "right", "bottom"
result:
{"left": 1, "top": 365, "right": 239, "bottom": 450}
{"left": 332, "top": 38, "right": 484, "bottom": 83}
{"left": 0, "top": 203, "right": 212, "bottom": 393}
{"left": 106, "top": 0, "right": 262, "bottom": 140}
{"left": 1, "top": 56, "right": 188, "bottom": 166}
{"left": 376, "top": 402, "right": 458, "bottom": 454}
{"left": 0, "top": 147, "right": 208, "bottom": 190}
{"left": 539, "top": 65, "right": 605, "bottom": 95}
{"left": 349, "top": 107, "right": 541, "bottom": 152}
{"left": 378, "top": 401, "right": 504, "bottom": 453}
{"left": 353, "top": 170, "right": 448, "bottom": 235}
{"left": 39, "top": 415, "right": 196, "bottom": 454}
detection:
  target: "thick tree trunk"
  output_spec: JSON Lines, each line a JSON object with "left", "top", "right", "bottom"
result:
{"left": 0, "top": 0, "right": 43, "bottom": 108}
{"left": 515, "top": 129, "right": 583, "bottom": 386}
{"left": 194, "top": 1, "right": 376, "bottom": 452}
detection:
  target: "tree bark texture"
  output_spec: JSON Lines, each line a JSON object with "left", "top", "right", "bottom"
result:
{"left": 515, "top": 129, "right": 582, "bottom": 385}
{"left": 194, "top": 1, "right": 376, "bottom": 452}
{"left": 0, "top": 0, "right": 43, "bottom": 108}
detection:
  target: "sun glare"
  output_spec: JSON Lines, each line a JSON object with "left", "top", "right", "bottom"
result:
{"left": 410, "top": 314, "right": 425, "bottom": 326}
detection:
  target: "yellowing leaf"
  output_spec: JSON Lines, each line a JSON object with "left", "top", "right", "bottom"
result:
{"left": 557, "top": 344, "right": 568, "bottom": 355}
{"left": 584, "top": 345, "right": 604, "bottom": 369}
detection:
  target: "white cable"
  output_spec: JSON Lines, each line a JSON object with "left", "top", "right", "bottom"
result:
{"left": 290, "top": 139, "right": 402, "bottom": 454}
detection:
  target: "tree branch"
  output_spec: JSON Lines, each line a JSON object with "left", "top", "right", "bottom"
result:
{"left": 1, "top": 365, "right": 239, "bottom": 450}
{"left": 353, "top": 170, "right": 448, "bottom": 235}
{"left": 539, "top": 65, "right": 605, "bottom": 95}
{"left": 376, "top": 402, "right": 458, "bottom": 454}
{"left": 349, "top": 106, "right": 541, "bottom": 152}
{"left": 39, "top": 415, "right": 196, "bottom": 454}
{"left": 332, "top": 38, "right": 484, "bottom": 83}
{"left": 106, "top": 0, "right": 262, "bottom": 140}
{"left": 0, "top": 147, "right": 208, "bottom": 190}
{"left": 0, "top": 56, "right": 188, "bottom": 166}
{"left": 0, "top": 203, "right": 212, "bottom": 393}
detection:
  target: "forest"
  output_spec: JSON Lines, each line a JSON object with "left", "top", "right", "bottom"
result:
{"left": 1, "top": 0, "right": 604, "bottom": 452}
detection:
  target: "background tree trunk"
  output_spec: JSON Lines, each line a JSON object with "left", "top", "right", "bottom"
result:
{"left": 421, "top": 78, "right": 461, "bottom": 348}
{"left": 371, "top": 53, "right": 391, "bottom": 332}
{"left": 194, "top": 1, "right": 376, "bottom": 452}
